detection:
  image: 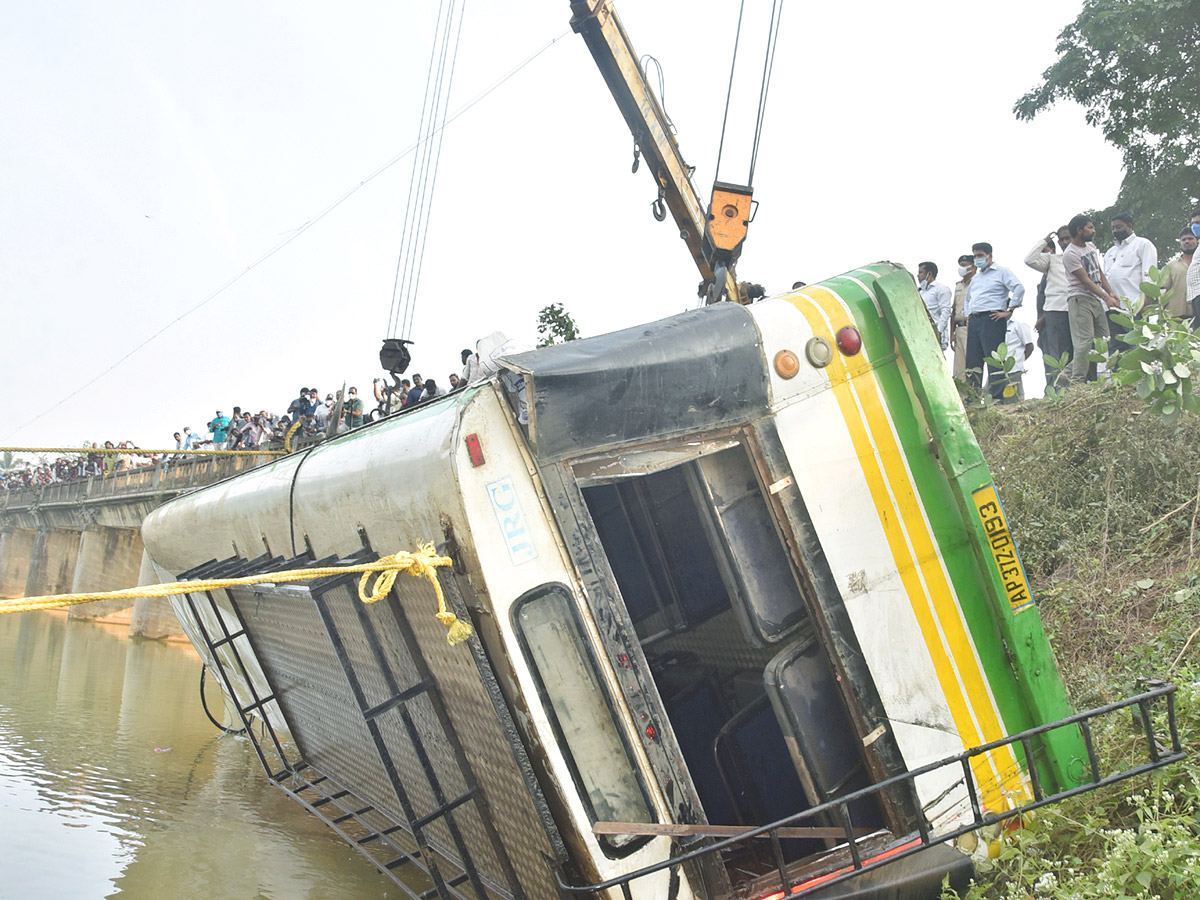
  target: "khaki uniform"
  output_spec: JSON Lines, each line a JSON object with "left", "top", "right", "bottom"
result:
{"left": 951, "top": 278, "right": 970, "bottom": 379}
{"left": 1162, "top": 255, "right": 1193, "bottom": 318}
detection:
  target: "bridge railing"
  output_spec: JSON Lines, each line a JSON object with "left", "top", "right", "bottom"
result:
{"left": 2, "top": 452, "right": 279, "bottom": 512}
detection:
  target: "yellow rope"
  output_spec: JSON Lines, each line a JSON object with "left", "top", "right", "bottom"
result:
{"left": 0, "top": 544, "right": 473, "bottom": 646}
{"left": 283, "top": 420, "right": 303, "bottom": 454}
{"left": 0, "top": 446, "right": 286, "bottom": 456}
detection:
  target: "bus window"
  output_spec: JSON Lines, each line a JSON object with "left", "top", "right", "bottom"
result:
{"left": 514, "top": 584, "right": 654, "bottom": 854}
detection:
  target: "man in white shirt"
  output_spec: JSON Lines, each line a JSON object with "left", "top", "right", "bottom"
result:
{"left": 1103, "top": 212, "right": 1157, "bottom": 351}
{"left": 314, "top": 394, "right": 333, "bottom": 431}
{"left": 917, "top": 261, "right": 953, "bottom": 350}
{"left": 1024, "top": 226, "right": 1072, "bottom": 387}
{"left": 1004, "top": 318, "right": 1036, "bottom": 402}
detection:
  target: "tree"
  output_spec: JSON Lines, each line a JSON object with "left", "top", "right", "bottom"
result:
{"left": 535, "top": 303, "right": 581, "bottom": 347}
{"left": 1014, "top": 0, "right": 1200, "bottom": 254}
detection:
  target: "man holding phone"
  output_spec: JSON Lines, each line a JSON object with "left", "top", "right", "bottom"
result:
{"left": 1024, "top": 226, "right": 1072, "bottom": 385}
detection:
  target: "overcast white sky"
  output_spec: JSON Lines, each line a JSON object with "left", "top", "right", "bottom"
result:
{"left": 1, "top": 0, "right": 1124, "bottom": 451}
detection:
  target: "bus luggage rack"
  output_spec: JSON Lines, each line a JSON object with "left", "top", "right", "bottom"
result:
{"left": 178, "top": 551, "right": 527, "bottom": 900}
{"left": 557, "top": 684, "right": 1185, "bottom": 900}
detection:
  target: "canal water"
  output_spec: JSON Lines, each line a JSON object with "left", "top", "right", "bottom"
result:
{"left": 0, "top": 610, "right": 392, "bottom": 899}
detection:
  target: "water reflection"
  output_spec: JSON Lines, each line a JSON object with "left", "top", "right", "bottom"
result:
{"left": 0, "top": 612, "right": 391, "bottom": 899}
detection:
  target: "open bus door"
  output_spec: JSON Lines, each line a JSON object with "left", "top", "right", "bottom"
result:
{"left": 547, "top": 431, "right": 924, "bottom": 889}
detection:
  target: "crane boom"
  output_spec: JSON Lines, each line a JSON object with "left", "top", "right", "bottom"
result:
{"left": 568, "top": 0, "right": 741, "bottom": 304}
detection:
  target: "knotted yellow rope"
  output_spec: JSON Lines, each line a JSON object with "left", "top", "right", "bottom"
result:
{"left": 0, "top": 544, "right": 473, "bottom": 646}
{"left": 357, "top": 543, "right": 473, "bottom": 645}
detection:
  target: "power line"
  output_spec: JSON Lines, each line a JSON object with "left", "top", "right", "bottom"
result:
{"left": 386, "top": 0, "right": 452, "bottom": 339}
{"left": 404, "top": 0, "right": 469, "bottom": 341}
{"left": 395, "top": 0, "right": 468, "bottom": 342}
{"left": 4, "top": 28, "right": 571, "bottom": 442}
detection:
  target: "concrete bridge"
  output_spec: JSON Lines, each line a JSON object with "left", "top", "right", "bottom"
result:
{"left": 0, "top": 453, "right": 275, "bottom": 637}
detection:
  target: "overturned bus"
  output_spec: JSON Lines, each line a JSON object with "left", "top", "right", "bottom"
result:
{"left": 141, "top": 265, "right": 1183, "bottom": 900}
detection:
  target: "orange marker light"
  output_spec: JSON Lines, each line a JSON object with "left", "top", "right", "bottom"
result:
{"left": 774, "top": 349, "right": 800, "bottom": 379}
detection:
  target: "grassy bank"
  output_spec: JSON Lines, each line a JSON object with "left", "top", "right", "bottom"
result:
{"left": 950, "top": 384, "right": 1200, "bottom": 899}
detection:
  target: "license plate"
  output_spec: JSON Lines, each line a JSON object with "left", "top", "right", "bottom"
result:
{"left": 972, "top": 484, "right": 1035, "bottom": 614}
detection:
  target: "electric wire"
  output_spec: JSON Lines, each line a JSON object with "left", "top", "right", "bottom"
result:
{"left": 398, "top": 1, "right": 463, "bottom": 340}
{"left": 392, "top": 0, "right": 463, "bottom": 342}
{"left": 713, "top": 0, "right": 747, "bottom": 184}
{"left": 747, "top": 0, "right": 783, "bottom": 187}
{"left": 386, "top": 0, "right": 451, "bottom": 339}
{"left": 400, "top": 0, "right": 468, "bottom": 342}
{"left": 2, "top": 28, "right": 570, "bottom": 442}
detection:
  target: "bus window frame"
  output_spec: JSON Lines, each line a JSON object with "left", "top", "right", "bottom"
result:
{"left": 512, "top": 582, "right": 657, "bottom": 858}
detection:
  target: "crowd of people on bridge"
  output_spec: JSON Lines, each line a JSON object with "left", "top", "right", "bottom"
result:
{"left": 0, "top": 441, "right": 163, "bottom": 492}
{"left": 3, "top": 347, "right": 489, "bottom": 493}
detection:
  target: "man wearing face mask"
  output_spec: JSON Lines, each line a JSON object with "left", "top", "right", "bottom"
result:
{"left": 1103, "top": 213, "right": 1157, "bottom": 351}
{"left": 1024, "top": 227, "right": 1073, "bottom": 385}
{"left": 917, "top": 262, "right": 953, "bottom": 350}
{"left": 963, "top": 242, "right": 1025, "bottom": 400}
{"left": 345, "top": 387, "right": 365, "bottom": 428}
{"left": 1187, "top": 210, "right": 1200, "bottom": 325}
{"left": 951, "top": 255, "right": 975, "bottom": 380}
{"left": 314, "top": 394, "right": 334, "bottom": 431}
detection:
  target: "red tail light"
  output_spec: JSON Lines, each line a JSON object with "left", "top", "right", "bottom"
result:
{"left": 836, "top": 325, "right": 862, "bottom": 356}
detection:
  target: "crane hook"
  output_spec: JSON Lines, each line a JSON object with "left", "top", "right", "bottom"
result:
{"left": 631, "top": 142, "right": 641, "bottom": 174}
{"left": 652, "top": 193, "right": 666, "bottom": 222}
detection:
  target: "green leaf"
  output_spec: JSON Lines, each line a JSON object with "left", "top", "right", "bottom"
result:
{"left": 1174, "top": 363, "right": 1190, "bottom": 379}
{"left": 1136, "top": 579, "right": 1154, "bottom": 590}
{"left": 1135, "top": 378, "right": 1153, "bottom": 399}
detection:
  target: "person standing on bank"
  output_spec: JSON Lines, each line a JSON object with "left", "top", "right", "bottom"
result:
{"left": 917, "top": 261, "right": 953, "bottom": 350}
{"left": 1162, "top": 226, "right": 1197, "bottom": 319}
{"left": 1024, "top": 227, "right": 1073, "bottom": 385}
{"left": 1063, "top": 214, "right": 1120, "bottom": 383}
{"left": 963, "top": 242, "right": 1024, "bottom": 400}
{"left": 951, "top": 255, "right": 975, "bottom": 381}
{"left": 1103, "top": 213, "right": 1157, "bottom": 352}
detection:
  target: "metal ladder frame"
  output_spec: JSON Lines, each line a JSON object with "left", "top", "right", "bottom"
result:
{"left": 177, "top": 551, "right": 527, "bottom": 900}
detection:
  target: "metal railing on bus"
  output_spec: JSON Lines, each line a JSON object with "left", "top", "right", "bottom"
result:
{"left": 561, "top": 684, "right": 1184, "bottom": 900}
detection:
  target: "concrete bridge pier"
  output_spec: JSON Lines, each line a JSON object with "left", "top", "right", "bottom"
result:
{"left": 129, "top": 549, "right": 184, "bottom": 639}
{"left": 23, "top": 528, "right": 82, "bottom": 599}
{"left": 69, "top": 526, "right": 145, "bottom": 620}
{"left": 0, "top": 528, "right": 37, "bottom": 599}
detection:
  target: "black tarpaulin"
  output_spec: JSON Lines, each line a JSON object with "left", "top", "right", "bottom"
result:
{"left": 500, "top": 303, "right": 768, "bottom": 460}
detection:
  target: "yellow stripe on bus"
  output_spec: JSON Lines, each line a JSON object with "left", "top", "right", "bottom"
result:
{"left": 787, "top": 287, "right": 1028, "bottom": 811}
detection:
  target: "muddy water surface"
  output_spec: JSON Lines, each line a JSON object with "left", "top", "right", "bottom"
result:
{"left": 0, "top": 611, "right": 393, "bottom": 899}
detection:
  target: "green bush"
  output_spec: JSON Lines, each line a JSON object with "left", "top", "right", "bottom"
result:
{"left": 949, "top": 385, "right": 1200, "bottom": 897}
